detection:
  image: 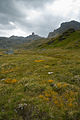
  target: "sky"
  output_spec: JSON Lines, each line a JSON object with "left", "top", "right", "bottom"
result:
{"left": 0, "top": 0, "right": 80, "bottom": 37}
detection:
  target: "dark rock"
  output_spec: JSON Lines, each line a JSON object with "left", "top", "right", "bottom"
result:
{"left": 47, "top": 40, "right": 54, "bottom": 45}
{"left": 58, "top": 28, "right": 75, "bottom": 41}
{"left": 25, "top": 32, "right": 42, "bottom": 41}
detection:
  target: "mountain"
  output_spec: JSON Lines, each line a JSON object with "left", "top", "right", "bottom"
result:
{"left": 18, "top": 29, "right": 80, "bottom": 49}
{"left": 48, "top": 20, "right": 80, "bottom": 38}
{"left": 9, "top": 33, "right": 42, "bottom": 41}
{"left": 0, "top": 20, "right": 80, "bottom": 49}
{"left": 0, "top": 33, "right": 43, "bottom": 49}
{"left": 25, "top": 32, "right": 42, "bottom": 41}
{"left": 9, "top": 35, "right": 25, "bottom": 40}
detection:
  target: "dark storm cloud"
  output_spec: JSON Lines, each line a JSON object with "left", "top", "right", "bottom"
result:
{"left": 0, "top": 0, "right": 54, "bottom": 23}
{"left": 0, "top": 0, "right": 80, "bottom": 37}
{"left": 0, "top": 0, "right": 56, "bottom": 36}
{"left": 0, "top": 0, "right": 25, "bottom": 23}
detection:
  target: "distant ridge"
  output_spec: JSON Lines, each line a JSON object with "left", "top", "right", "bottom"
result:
{"left": 9, "top": 32, "right": 42, "bottom": 41}
{"left": 0, "top": 20, "right": 80, "bottom": 49}
{"left": 0, "top": 32, "right": 43, "bottom": 49}
{"left": 48, "top": 20, "right": 80, "bottom": 38}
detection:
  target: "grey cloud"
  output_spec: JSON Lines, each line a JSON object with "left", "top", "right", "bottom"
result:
{"left": 0, "top": 0, "right": 80, "bottom": 37}
{"left": 17, "top": 0, "right": 54, "bottom": 8}
{"left": 0, "top": 0, "right": 56, "bottom": 36}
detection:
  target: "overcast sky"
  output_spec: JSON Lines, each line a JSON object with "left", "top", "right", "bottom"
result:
{"left": 0, "top": 0, "right": 80, "bottom": 37}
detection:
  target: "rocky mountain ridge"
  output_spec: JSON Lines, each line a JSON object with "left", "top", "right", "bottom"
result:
{"left": 48, "top": 20, "right": 80, "bottom": 38}
{"left": 0, "top": 20, "right": 80, "bottom": 49}
{"left": 0, "top": 32, "right": 42, "bottom": 49}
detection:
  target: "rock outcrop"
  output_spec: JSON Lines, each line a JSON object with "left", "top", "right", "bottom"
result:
{"left": 48, "top": 20, "right": 80, "bottom": 38}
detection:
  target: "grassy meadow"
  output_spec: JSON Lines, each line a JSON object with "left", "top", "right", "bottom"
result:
{"left": 0, "top": 47, "right": 80, "bottom": 120}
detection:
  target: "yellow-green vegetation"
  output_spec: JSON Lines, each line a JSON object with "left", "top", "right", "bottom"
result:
{"left": 16, "top": 30, "right": 80, "bottom": 50}
{"left": 0, "top": 48, "right": 80, "bottom": 120}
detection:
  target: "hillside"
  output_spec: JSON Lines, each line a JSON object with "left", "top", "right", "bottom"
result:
{"left": 42, "top": 29, "right": 80, "bottom": 49}
{"left": 48, "top": 20, "right": 80, "bottom": 38}
{"left": 18, "top": 29, "right": 80, "bottom": 50}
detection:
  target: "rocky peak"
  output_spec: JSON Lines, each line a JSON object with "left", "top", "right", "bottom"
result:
{"left": 48, "top": 20, "right": 80, "bottom": 38}
{"left": 32, "top": 32, "right": 35, "bottom": 36}
{"left": 25, "top": 32, "right": 42, "bottom": 40}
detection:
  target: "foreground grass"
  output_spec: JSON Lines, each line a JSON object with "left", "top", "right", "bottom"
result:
{"left": 0, "top": 48, "right": 80, "bottom": 120}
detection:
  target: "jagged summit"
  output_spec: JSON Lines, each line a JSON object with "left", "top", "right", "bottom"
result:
{"left": 32, "top": 32, "right": 35, "bottom": 36}
{"left": 48, "top": 20, "right": 80, "bottom": 38}
{"left": 25, "top": 32, "right": 42, "bottom": 41}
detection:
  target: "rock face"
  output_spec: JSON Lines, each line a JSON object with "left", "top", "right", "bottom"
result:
{"left": 48, "top": 20, "right": 80, "bottom": 38}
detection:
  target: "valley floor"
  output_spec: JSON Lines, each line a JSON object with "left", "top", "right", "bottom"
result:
{"left": 0, "top": 48, "right": 80, "bottom": 120}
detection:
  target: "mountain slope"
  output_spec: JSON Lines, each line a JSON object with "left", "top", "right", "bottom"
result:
{"left": 47, "top": 29, "right": 80, "bottom": 49}
{"left": 19, "top": 29, "right": 80, "bottom": 50}
{"left": 48, "top": 20, "right": 80, "bottom": 38}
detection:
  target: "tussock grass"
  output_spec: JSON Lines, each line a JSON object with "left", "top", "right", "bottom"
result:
{"left": 0, "top": 48, "right": 80, "bottom": 120}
